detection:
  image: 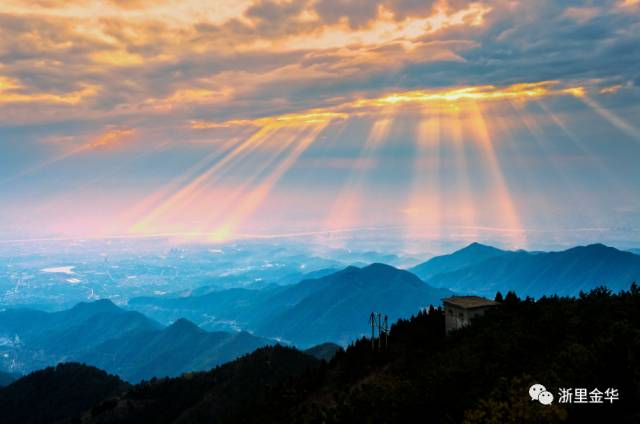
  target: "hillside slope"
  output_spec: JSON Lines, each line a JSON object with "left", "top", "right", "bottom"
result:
{"left": 257, "top": 263, "right": 451, "bottom": 346}
{"left": 79, "top": 345, "right": 319, "bottom": 423}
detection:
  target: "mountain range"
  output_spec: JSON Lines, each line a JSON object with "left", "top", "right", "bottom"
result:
{"left": 412, "top": 243, "right": 640, "bottom": 297}
{"left": 0, "top": 300, "right": 272, "bottom": 382}
{"left": 0, "top": 299, "right": 160, "bottom": 373}
{"left": 3, "top": 285, "right": 638, "bottom": 423}
{"left": 130, "top": 263, "right": 452, "bottom": 347}
{"left": 1, "top": 242, "right": 638, "bottom": 384}
{"left": 128, "top": 243, "right": 640, "bottom": 347}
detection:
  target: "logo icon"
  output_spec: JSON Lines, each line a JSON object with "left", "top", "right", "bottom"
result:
{"left": 529, "top": 383, "right": 554, "bottom": 405}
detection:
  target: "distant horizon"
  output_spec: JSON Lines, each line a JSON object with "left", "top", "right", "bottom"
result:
{"left": 0, "top": 231, "right": 638, "bottom": 259}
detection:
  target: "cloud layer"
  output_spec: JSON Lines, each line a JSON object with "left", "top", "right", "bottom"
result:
{"left": 0, "top": 0, "right": 637, "bottom": 129}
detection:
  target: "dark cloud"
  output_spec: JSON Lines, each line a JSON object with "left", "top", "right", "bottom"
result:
{"left": 312, "top": 0, "right": 438, "bottom": 28}
{"left": 314, "top": 0, "right": 383, "bottom": 28}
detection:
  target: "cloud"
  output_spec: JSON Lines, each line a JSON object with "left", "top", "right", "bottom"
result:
{"left": 0, "top": 0, "right": 637, "bottom": 130}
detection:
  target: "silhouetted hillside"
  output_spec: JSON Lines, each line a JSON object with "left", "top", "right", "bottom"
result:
{"left": 78, "top": 345, "right": 319, "bottom": 423}
{"left": 0, "top": 363, "right": 129, "bottom": 424}
{"left": 82, "top": 283, "right": 640, "bottom": 423}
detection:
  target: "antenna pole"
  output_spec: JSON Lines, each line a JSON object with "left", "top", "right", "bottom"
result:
{"left": 377, "top": 312, "right": 382, "bottom": 351}
{"left": 369, "top": 312, "right": 375, "bottom": 350}
{"left": 383, "top": 315, "right": 389, "bottom": 351}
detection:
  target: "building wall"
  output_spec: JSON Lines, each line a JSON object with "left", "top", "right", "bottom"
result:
{"left": 444, "top": 305, "right": 494, "bottom": 334}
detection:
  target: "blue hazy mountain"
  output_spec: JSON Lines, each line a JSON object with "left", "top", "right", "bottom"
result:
{"left": 409, "top": 242, "right": 507, "bottom": 280}
{"left": 0, "top": 300, "right": 271, "bottom": 382}
{"left": 130, "top": 263, "right": 451, "bottom": 347}
{"left": 256, "top": 263, "right": 452, "bottom": 346}
{"left": 77, "top": 318, "right": 271, "bottom": 382}
{"left": 0, "top": 299, "right": 161, "bottom": 372}
{"left": 423, "top": 243, "right": 640, "bottom": 297}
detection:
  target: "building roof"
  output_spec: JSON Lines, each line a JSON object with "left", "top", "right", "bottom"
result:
{"left": 442, "top": 296, "right": 498, "bottom": 309}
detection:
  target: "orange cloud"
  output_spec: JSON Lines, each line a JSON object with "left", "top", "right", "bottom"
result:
{"left": 191, "top": 81, "right": 588, "bottom": 129}
{"left": 0, "top": 77, "right": 99, "bottom": 105}
{"left": 90, "top": 127, "right": 136, "bottom": 149}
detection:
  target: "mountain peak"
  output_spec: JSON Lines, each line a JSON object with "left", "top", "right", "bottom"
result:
{"left": 166, "top": 318, "right": 203, "bottom": 334}
{"left": 70, "top": 299, "right": 119, "bottom": 314}
{"left": 565, "top": 243, "right": 618, "bottom": 255}
{"left": 362, "top": 263, "right": 397, "bottom": 273}
{"left": 358, "top": 263, "right": 422, "bottom": 286}
{"left": 585, "top": 243, "right": 611, "bottom": 250}
{"left": 459, "top": 242, "right": 501, "bottom": 253}
{"left": 410, "top": 242, "right": 507, "bottom": 281}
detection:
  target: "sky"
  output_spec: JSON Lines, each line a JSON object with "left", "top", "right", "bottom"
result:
{"left": 1, "top": 0, "right": 639, "bottom": 251}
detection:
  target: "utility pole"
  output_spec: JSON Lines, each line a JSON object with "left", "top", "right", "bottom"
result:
{"left": 382, "top": 314, "right": 389, "bottom": 351}
{"left": 376, "top": 312, "right": 382, "bottom": 351}
{"left": 369, "top": 311, "right": 390, "bottom": 352}
{"left": 369, "top": 312, "right": 376, "bottom": 350}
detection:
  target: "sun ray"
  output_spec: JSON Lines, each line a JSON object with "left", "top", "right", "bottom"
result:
{"left": 535, "top": 98, "right": 619, "bottom": 185}
{"left": 448, "top": 107, "right": 479, "bottom": 241}
{"left": 322, "top": 111, "right": 396, "bottom": 241}
{"left": 1, "top": 126, "right": 136, "bottom": 185}
{"left": 404, "top": 106, "right": 442, "bottom": 243}
{"left": 209, "top": 123, "right": 329, "bottom": 241}
{"left": 130, "top": 125, "right": 280, "bottom": 234}
{"left": 577, "top": 95, "right": 640, "bottom": 141}
{"left": 490, "top": 100, "right": 573, "bottom": 242}
{"left": 466, "top": 101, "right": 526, "bottom": 248}
{"left": 191, "top": 125, "right": 313, "bottom": 237}
{"left": 116, "top": 136, "right": 247, "bottom": 232}
{"left": 0, "top": 144, "right": 91, "bottom": 186}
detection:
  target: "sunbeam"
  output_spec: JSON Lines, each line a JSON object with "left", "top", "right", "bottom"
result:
{"left": 466, "top": 101, "right": 526, "bottom": 248}
{"left": 322, "top": 112, "right": 396, "bottom": 241}
{"left": 404, "top": 107, "right": 442, "bottom": 242}
{"left": 578, "top": 95, "right": 640, "bottom": 141}
{"left": 208, "top": 123, "right": 330, "bottom": 241}
{"left": 448, "top": 107, "right": 479, "bottom": 241}
{"left": 130, "top": 126, "right": 281, "bottom": 234}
